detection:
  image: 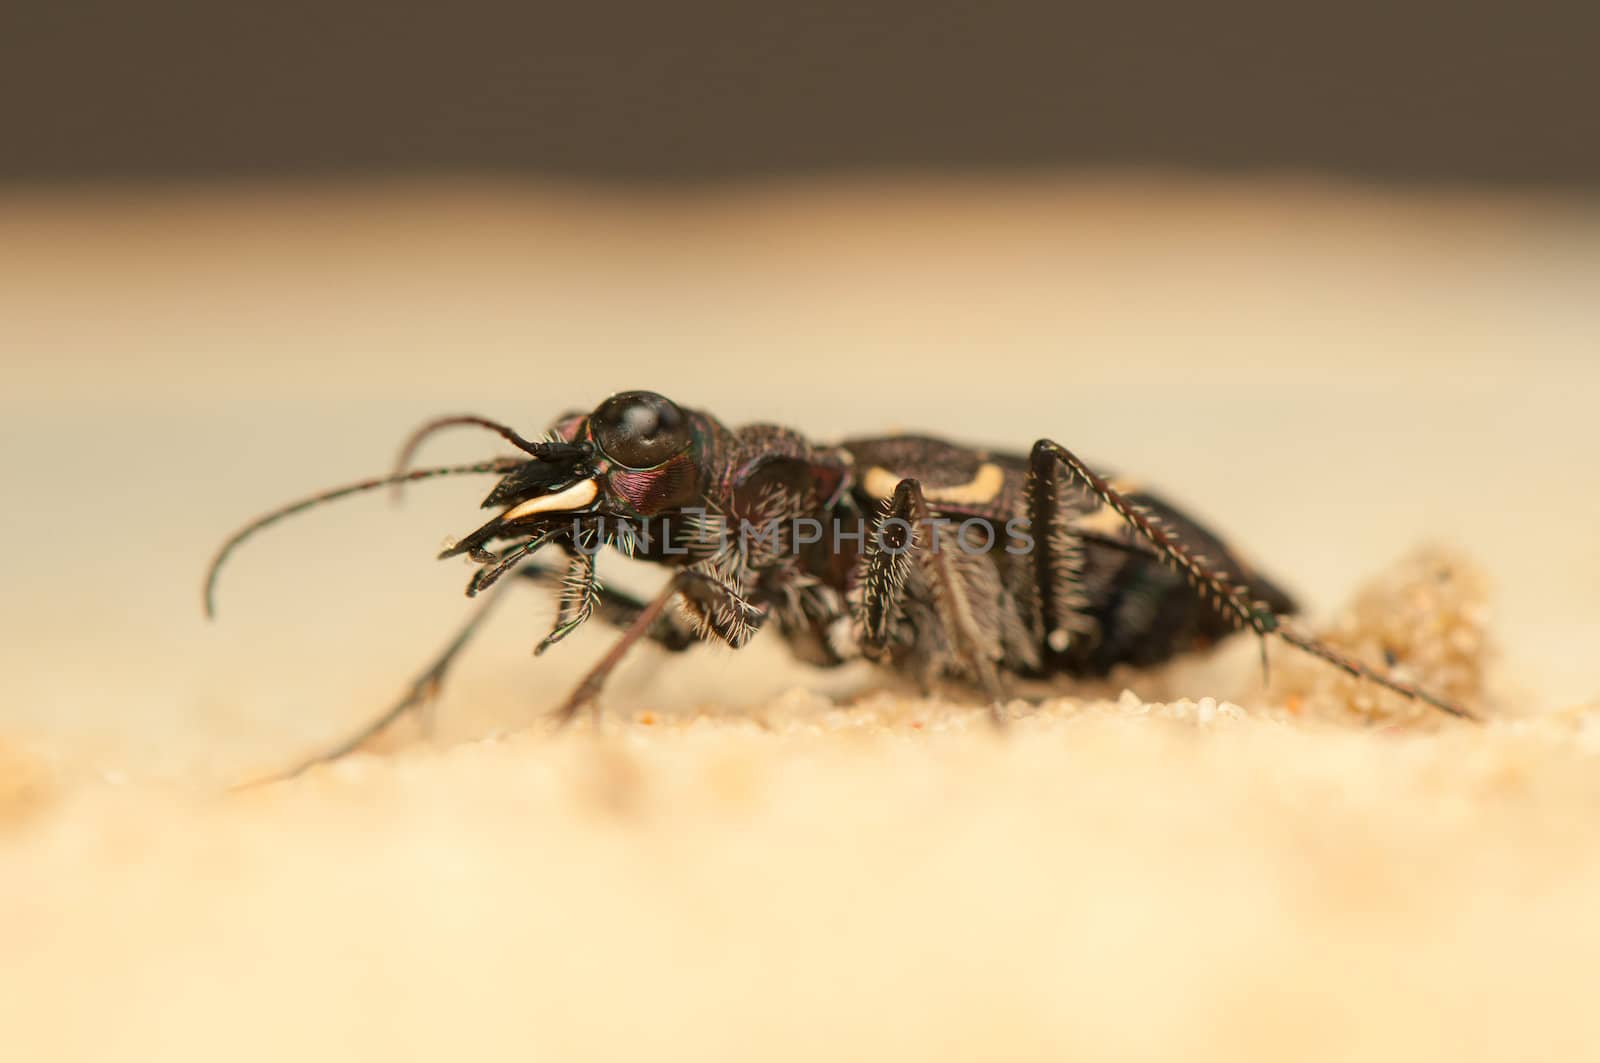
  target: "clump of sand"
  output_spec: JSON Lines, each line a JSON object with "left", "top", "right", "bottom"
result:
{"left": 1270, "top": 544, "right": 1495, "bottom": 726}
{"left": 4, "top": 545, "right": 1599, "bottom": 1062}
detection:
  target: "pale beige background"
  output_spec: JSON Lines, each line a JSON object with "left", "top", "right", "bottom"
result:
{"left": 4, "top": 177, "right": 1600, "bottom": 1062}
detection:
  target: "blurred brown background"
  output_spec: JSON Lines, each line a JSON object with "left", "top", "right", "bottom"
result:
{"left": 5, "top": 0, "right": 1599, "bottom": 188}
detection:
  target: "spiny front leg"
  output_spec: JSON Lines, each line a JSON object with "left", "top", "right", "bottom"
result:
{"left": 551, "top": 568, "right": 766, "bottom": 724}
{"left": 537, "top": 544, "right": 768, "bottom": 659}
{"left": 1028, "top": 438, "right": 1476, "bottom": 721}
{"left": 671, "top": 568, "right": 767, "bottom": 650}
{"left": 514, "top": 565, "right": 697, "bottom": 651}
{"left": 534, "top": 551, "right": 600, "bottom": 655}
{"left": 858, "top": 477, "right": 1007, "bottom": 720}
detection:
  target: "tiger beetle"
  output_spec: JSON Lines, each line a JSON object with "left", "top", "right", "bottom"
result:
{"left": 205, "top": 390, "right": 1476, "bottom": 775}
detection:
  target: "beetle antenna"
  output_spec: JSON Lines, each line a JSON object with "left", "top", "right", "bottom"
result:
{"left": 204, "top": 458, "right": 522, "bottom": 619}
{"left": 390, "top": 415, "right": 589, "bottom": 502}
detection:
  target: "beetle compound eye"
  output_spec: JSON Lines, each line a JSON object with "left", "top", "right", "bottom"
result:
{"left": 590, "top": 390, "right": 690, "bottom": 469}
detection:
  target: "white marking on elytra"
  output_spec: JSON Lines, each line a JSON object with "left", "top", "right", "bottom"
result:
{"left": 502, "top": 478, "right": 599, "bottom": 520}
{"left": 1073, "top": 505, "right": 1125, "bottom": 537}
{"left": 862, "top": 462, "right": 1006, "bottom": 506}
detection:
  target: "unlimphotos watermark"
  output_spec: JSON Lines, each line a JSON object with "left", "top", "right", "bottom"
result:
{"left": 559, "top": 510, "right": 1038, "bottom": 557}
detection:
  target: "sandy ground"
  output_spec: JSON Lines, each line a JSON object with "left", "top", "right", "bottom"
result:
{"left": 3, "top": 175, "right": 1599, "bottom": 1059}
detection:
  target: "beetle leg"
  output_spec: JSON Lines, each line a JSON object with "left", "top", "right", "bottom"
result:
{"left": 672, "top": 569, "right": 766, "bottom": 649}
{"left": 549, "top": 569, "right": 764, "bottom": 724}
{"left": 514, "top": 566, "right": 696, "bottom": 651}
{"left": 533, "top": 551, "right": 600, "bottom": 655}
{"left": 1030, "top": 440, "right": 1279, "bottom": 639}
{"left": 237, "top": 578, "right": 517, "bottom": 786}
{"left": 1028, "top": 438, "right": 1476, "bottom": 721}
{"left": 859, "top": 477, "right": 1008, "bottom": 722}
{"left": 243, "top": 560, "right": 712, "bottom": 783}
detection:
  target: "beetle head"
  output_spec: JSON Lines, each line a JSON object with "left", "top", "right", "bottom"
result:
{"left": 204, "top": 392, "right": 718, "bottom": 615}
{"left": 441, "top": 391, "right": 710, "bottom": 560}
